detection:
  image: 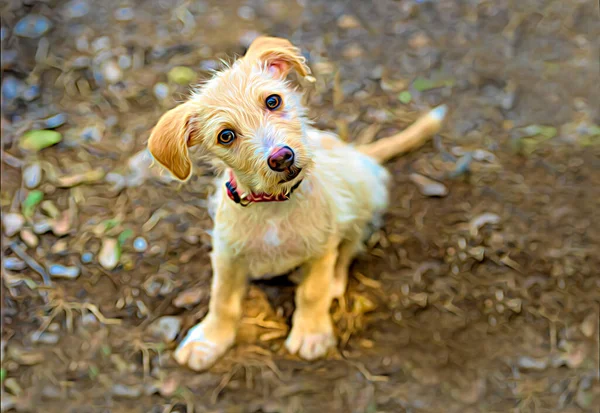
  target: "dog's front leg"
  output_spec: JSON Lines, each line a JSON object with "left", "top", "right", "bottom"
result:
{"left": 174, "top": 252, "right": 247, "bottom": 371}
{"left": 285, "top": 245, "right": 339, "bottom": 360}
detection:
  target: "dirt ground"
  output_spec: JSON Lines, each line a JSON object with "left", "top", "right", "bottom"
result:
{"left": 1, "top": 0, "right": 599, "bottom": 412}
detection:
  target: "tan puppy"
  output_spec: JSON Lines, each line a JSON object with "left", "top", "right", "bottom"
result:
{"left": 147, "top": 37, "right": 446, "bottom": 371}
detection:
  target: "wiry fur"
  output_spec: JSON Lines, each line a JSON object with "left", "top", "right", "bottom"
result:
{"left": 147, "top": 37, "right": 445, "bottom": 371}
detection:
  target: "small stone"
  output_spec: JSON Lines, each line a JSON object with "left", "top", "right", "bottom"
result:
{"left": 237, "top": 6, "right": 256, "bottom": 20}
{"left": 32, "top": 332, "right": 60, "bottom": 344}
{"left": 469, "top": 213, "right": 501, "bottom": 237}
{"left": 22, "top": 84, "right": 40, "bottom": 101}
{"left": 102, "top": 61, "right": 122, "bottom": 84}
{"left": 99, "top": 238, "right": 120, "bottom": 270}
{"left": 2, "top": 76, "right": 24, "bottom": 101}
{"left": 44, "top": 113, "right": 67, "bottom": 129}
{"left": 111, "top": 384, "right": 142, "bottom": 399}
{"left": 118, "top": 55, "right": 132, "bottom": 70}
{"left": 51, "top": 211, "right": 71, "bottom": 236}
{"left": 153, "top": 83, "right": 169, "bottom": 100}
{"left": 409, "top": 173, "right": 448, "bottom": 197}
{"left": 518, "top": 356, "right": 548, "bottom": 371}
{"left": 173, "top": 287, "right": 204, "bottom": 308}
{"left": 92, "top": 36, "right": 111, "bottom": 53}
{"left": 49, "top": 264, "right": 80, "bottom": 279}
{"left": 64, "top": 0, "right": 90, "bottom": 18}
{"left": 114, "top": 7, "right": 134, "bottom": 21}
{"left": 80, "top": 126, "right": 102, "bottom": 142}
{"left": 33, "top": 220, "right": 52, "bottom": 234}
{"left": 580, "top": 313, "right": 596, "bottom": 338}
{"left": 2, "top": 213, "right": 25, "bottom": 237}
{"left": 342, "top": 43, "right": 364, "bottom": 59}
{"left": 3, "top": 257, "right": 26, "bottom": 271}
{"left": 14, "top": 15, "right": 52, "bottom": 38}
{"left": 50, "top": 240, "right": 68, "bottom": 254}
{"left": 337, "top": 14, "right": 361, "bottom": 29}
{"left": 408, "top": 32, "right": 431, "bottom": 49}
{"left": 19, "top": 229, "right": 38, "bottom": 248}
{"left": 148, "top": 316, "right": 181, "bottom": 342}
{"left": 200, "top": 60, "right": 219, "bottom": 71}
{"left": 41, "top": 385, "right": 62, "bottom": 400}
{"left": 133, "top": 237, "right": 148, "bottom": 252}
{"left": 81, "top": 252, "right": 94, "bottom": 264}
{"left": 23, "top": 163, "right": 43, "bottom": 189}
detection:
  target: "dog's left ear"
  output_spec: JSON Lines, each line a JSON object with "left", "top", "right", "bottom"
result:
{"left": 244, "top": 36, "right": 311, "bottom": 79}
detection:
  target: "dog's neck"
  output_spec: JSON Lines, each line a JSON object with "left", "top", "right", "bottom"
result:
{"left": 225, "top": 170, "right": 303, "bottom": 207}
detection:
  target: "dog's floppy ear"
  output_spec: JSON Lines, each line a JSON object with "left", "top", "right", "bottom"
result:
{"left": 147, "top": 101, "right": 201, "bottom": 181}
{"left": 244, "top": 36, "right": 311, "bottom": 79}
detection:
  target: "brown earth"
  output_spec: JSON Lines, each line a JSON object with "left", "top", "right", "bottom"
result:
{"left": 1, "top": 0, "right": 599, "bottom": 412}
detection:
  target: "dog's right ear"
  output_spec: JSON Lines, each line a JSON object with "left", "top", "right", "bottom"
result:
{"left": 147, "top": 101, "right": 200, "bottom": 181}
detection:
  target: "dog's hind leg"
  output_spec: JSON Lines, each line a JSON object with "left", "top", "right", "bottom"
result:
{"left": 332, "top": 236, "right": 362, "bottom": 301}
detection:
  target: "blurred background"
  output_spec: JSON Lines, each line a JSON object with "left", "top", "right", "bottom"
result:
{"left": 1, "top": 0, "right": 599, "bottom": 412}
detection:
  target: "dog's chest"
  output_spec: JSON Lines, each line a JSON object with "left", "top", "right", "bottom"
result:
{"left": 212, "top": 188, "right": 333, "bottom": 279}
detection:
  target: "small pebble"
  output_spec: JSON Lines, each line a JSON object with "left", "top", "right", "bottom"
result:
{"left": 1, "top": 77, "right": 24, "bottom": 101}
{"left": 20, "top": 229, "right": 39, "bottom": 248}
{"left": 2, "top": 213, "right": 25, "bottom": 236}
{"left": 22, "top": 84, "right": 40, "bottom": 101}
{"left": 133, "top": 237, "right": 148, "bottom": 252}
{"left": 81, "top": 252, "right": 94, "bottom": 264}
{"left": 44, "top": 113, "right": 67, "bottom": 129}
{"left": 99, "top": 238, "right": 120, "bottom": 270}
{"left": 49, "top": 264, "right": 80, "bottom": 279}
{"left": 80, "top": 126, "right": 102, "bottom": 142}
{"left": 64, "top": 0, "right": 90, "bottom": 18}
{"left": 111, "top": 384, "right": 142, "bottom": 399}
{"left": 14, "top": 15, "right": 52, "bottom": 38}
{"left": 102, "top": 60, "right": 122, "bottom": 84}
{"left": 33, "top": 220, "right": 52, "bottom": 234}
{"left": 337, "top": 14, "right": 361, "bottom": 29}
{"left": 114, "top": 7, "right": 135, "bottom": 21}
{"left": 50, "top": 239, "right": 68, "bottom": 254}
{"left": 409, "top": 173, "right": 448, "bottom": 197}
{"left": 23, "top": 163, "right": 43, "bottom": 189}
{"left": 32, "top": 332, "right": 60, "bottom": 345}
{"left": 148, "top": 316, "right": 181, "bottom": 342}
{"left": 3, "top": 257, "right": 26, "bottom": 271}
{"left": 237, "top": 6, "right": 256, "bottom": 20}
{"left": 91, "top": 36, "right": 111, "bottom": 53}
{"left": 118, "top": 55, "right": 132, "bottom": 70}
{"left": 153, "top": 83, "right": 169, "bottom": 100}
{"left": 173, "top": 287, "right": 204, "bottom": 308}
{"left": 518, "top": 356, "right": 548, "bottom": 371}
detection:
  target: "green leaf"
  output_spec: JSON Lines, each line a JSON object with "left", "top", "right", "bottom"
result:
{"left": 168, "top": 66, "right": 196, "bottom": 85}
{"left": 19, "top": 130, "right": 62, "bottom": 152}
{"left": 0, "top": 368, "right": 7, "bottom": 382}
{"left": 118, "top": 229, "right": 133, "bottom": 246}
{"left": 22, "top": 190, "right": 44, "bottom": 217}
{"left": 413, "top": 77, "right": 437, "bottom": 91}
{"left": 88, "top": 365, "right": 99, "bottom": 380}
{"left": 398, "top": 91, "right": 412, "bottom": 104}
{"left": 101, "top": 345, "right": 112, "bottom": 356}
{"left": 102, "top": 218, "right": 120, "bottom": 231}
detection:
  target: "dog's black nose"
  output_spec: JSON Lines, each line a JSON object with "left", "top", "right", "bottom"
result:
{"left": 268, "top": 146, "right": 295, "bottom": 171}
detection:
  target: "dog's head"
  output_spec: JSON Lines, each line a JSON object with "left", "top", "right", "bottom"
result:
{"left": 147, "top": 36, "right": 313, "bottom": 196}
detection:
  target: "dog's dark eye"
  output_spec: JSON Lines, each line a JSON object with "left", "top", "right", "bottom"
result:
{"left": 265, "top": 94, "right": 282, "bottom": 110}
{"left": 218, "top": 129, "right": 236, "bottom": 145}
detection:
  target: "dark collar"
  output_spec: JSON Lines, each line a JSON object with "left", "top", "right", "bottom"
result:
{"left": 225, "top": 170, "right": 303, "bottom": 207}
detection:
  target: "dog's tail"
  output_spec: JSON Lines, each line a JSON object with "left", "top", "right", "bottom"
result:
{"left": 357, "top": 104, "right": 448, "bottom": 164}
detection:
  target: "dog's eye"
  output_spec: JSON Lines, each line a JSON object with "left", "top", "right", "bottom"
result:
{"left": 218, "top": 129, "right": 236, "bottom": 145}
{"left": 265, "top": 94, "right": 282, "bottom": 110}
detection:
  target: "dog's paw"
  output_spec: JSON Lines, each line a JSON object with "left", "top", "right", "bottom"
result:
{"left": 174, "top": 321, "right": 235, "bottom": 371}
{"left": 285, "top": 317, "right": 337, "bottom": 360}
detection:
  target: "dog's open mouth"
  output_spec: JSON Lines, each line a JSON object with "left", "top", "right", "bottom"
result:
{"left": 279, "top": 166, "right": 302, "bottom": 183}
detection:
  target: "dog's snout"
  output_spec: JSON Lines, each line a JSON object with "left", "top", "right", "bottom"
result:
{"left": 268, "top": 146, "right": 295, "bottom": 171}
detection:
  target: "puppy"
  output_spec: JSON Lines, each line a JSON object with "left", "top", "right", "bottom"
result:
{"left": 147, "top": 36, "right": 446, "bottom": 371}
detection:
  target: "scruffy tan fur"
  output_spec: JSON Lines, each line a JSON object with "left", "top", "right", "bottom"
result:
{"left": 147, "top": 36, "right": 446, "bottom": 371}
